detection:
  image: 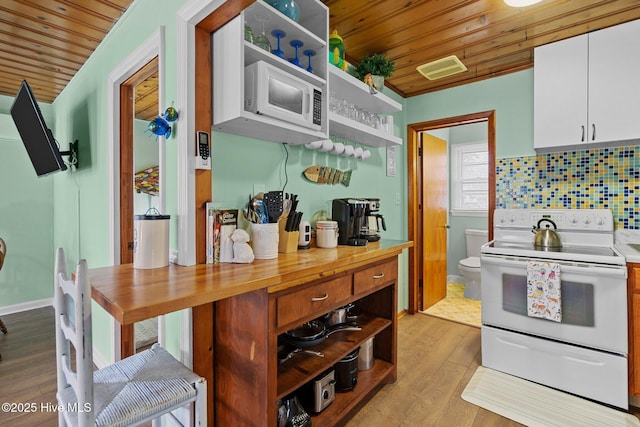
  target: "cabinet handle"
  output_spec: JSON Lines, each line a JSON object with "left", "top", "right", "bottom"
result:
{"left": 373, "top": 273, "right": 385, "bottom": 279}
{"left": 311, "top": 294, "right": 328, "bottom": 302}
{"left": 581, "top": 125, "right": 585, "bottom": 142}
{"left": 592, "top": 123, "right": 596, "bottom": 141}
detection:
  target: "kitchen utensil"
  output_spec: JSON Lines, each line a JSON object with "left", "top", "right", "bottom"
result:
{"left": 278, "top": 346, "right": 324, "bottom": 364}
{"left": 358, "top": 337, "right": 374, "bottom": 370}
{"left": 532, "top": 218, "right": 562, "bottom": 248}
{"left": 264, "top": 191, "right": 283, "bottom": 223}
{"left": 322, "top": 303, "right": 354, "bottom": 327}
{"left": 282, "top": 321, "right": 361, "bottom": 347}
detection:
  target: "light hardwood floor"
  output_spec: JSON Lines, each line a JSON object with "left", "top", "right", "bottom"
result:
{"left": 1, "top": 307, "right": 638, "bottom": 426}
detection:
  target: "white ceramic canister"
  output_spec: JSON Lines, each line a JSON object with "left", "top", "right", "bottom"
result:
{"left": 251, "top": 223, "right": 279, "bottom": 259}
{"left": 316, "top": 220, "right": 339, "bottom": 248}
{"left": 133, "top": 208, "right": 170, "bottom": 269}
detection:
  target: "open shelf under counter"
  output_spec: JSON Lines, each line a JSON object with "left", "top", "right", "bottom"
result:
{"left": 307, "top": 358, "right": 394, "bottom": 425}
{"left": 277, "top": 314, "right": 392, "bottom": 398}
{"left": 329, "top": 112, "right": 402, "bottom": 147}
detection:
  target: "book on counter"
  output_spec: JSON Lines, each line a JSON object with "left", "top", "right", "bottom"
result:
{"left": 206, "top": 204, "right": 238, "bottom": 263}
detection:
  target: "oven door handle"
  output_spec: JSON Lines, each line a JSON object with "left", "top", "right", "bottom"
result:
{"left": 481, "top": 255, "right": 627, "bottom": 278}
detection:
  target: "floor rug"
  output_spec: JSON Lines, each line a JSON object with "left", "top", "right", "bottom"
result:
{"left": 462, "top": 366, "right": 640, "bottom": 427}
{"left": 421, "top": 282, "right": 481, "bottom": 328}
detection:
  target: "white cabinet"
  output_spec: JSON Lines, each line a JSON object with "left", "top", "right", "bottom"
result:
{"left": 212, "top": 0, "right": 329, "bottom": 145}
{"left": 328, "top": 66, "right": 402, "bottom": 147}
{"left": 534, "top": 19, "right": 640, "bottom": 151}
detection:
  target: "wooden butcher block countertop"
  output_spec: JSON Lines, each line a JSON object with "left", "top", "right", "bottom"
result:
{"left": 90, "top": 239, "right": 412, "bottom": 325}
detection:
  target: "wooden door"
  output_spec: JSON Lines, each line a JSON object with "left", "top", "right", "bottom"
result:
{"left": 421, "top": 132, "right": 448, "bottom": 309}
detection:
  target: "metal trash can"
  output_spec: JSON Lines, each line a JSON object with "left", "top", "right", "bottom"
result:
{"left": 134, "top": 208, "right": 170, "bottom": 269}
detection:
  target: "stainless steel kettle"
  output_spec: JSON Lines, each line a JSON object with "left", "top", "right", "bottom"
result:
{"left": 532, "top": 218, "right": 562, "bottom": 248}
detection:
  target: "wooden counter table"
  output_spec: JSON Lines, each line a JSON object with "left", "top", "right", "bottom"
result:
{"left": 89, "top": 239, "right": 411, "bottom": 426}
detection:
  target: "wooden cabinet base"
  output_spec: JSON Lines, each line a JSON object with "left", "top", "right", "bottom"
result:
{"left": 214, "top": 255, "right": 399, "bottom": 426}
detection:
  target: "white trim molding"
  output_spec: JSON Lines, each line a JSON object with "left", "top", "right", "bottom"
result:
{"left": 106, "top": 26, "right": 166, "bottom": 363}
{"left": 175, "top": 0, "right": 227, "bottom": 368}
{"left": 0, "top": 298, "right": 52, "bottom": 315}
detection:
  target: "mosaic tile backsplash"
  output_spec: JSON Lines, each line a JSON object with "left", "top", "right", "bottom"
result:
{"left": 496, "top": 145, "right": 640, "bottom": 229}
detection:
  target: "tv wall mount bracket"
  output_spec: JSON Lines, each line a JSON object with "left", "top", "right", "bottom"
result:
{"left": 59, "top": 140, "right": 79, "bottom": 169}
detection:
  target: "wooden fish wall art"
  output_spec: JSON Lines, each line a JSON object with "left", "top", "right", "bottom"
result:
{"left": 303, "top": 166, "right": 352, "bottom": 187}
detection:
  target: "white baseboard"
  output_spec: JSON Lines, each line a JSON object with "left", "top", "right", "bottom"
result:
{"left": 0, "top": 298, "right": 52, "bottom": 315}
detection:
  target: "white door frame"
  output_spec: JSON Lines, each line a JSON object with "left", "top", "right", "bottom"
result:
{"left": 106, "top": 27, "right": 166, "bottom": 362}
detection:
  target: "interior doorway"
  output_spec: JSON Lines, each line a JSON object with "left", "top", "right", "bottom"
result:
{"left": 407, "top": 111, "right": 496, "bottom": 314}
{"left": 119, "top": 57, "right": 158, "bottom": 264}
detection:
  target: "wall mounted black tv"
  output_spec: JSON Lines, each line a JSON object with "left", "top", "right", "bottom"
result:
{"left": 10, "top": 80, "right": 67, "bottom": 177}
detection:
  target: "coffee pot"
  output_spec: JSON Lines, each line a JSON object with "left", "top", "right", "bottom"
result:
{"left": 363, "top": 198, "right": 386, "bottom": 242}
{"left": 332, "top": 198, "right": 368, "bottom": 246}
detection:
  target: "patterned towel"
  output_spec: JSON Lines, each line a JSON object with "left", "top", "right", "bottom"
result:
{"left": 526, "top": 261, "right": 561, "bottom": 322}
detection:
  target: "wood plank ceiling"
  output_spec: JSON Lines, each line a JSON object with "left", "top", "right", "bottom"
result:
{"left": 1, "top": 0, "right": 640, "bottom": 113}
{"left": 324, "top": 0, "right": 640, "bottom": 97}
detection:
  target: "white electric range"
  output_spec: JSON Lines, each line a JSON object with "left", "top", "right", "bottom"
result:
{"left": 481, "top": 208, "right": 628, "bottom": 409}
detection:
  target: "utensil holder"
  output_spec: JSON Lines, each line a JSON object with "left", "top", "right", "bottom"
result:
{"left": 278, "top": 218, "right": 299, "bottom": 253}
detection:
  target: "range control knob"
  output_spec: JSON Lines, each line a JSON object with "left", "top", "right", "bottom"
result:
{"left": 595, "top": 216, "right": 604, "bottom": 226}
{"left": 583, "top": 216, "right": 591, "bottom": 225}
{"left": 569, "top": 216, "right": 579, "bottom": 224}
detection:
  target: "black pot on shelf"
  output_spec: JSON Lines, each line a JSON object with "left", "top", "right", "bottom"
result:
{"left": 334, "top": 348, "right": 359, "bottom": 392}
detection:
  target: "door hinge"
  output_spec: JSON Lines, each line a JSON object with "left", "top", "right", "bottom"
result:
{"left": 128, "top": 241, "right": 134, "bottom": 250}
{"left": 418, "top": 146, "right": 422, "bottom": 156}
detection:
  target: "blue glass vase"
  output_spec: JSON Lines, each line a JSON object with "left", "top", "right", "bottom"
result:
{"left": 265, "top": 0, "right": 300, "bottom": 22}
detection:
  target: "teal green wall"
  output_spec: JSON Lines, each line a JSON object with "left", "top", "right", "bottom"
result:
{"left": 406, "top": 69, "right": 535, "bottom": 160}
{"left": 0, "top": 113, "right": 56, "bottom": 308}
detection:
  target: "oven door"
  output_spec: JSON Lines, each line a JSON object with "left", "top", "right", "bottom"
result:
{"left": 481, "top": 254, "right": 627, "bottom": 354}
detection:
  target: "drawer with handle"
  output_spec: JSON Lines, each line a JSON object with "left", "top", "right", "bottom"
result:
{"left": 353, "top": 258, "right": 397, "bottom": 295}
{"left": 276, "top": 274, "right": 352, "bottom": 328}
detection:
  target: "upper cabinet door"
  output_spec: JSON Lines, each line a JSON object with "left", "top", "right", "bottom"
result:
{"left": 588, "top": 19, "right": 640, "bottom": 144}
{"left": 534, "top": 34, "right": 588, "bottom": 150}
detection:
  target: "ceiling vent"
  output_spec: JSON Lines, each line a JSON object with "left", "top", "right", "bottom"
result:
{"left": 417, "top": 55, "right": 467, "bottom": 80}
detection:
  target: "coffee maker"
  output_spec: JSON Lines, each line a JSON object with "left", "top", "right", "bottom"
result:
{"left": 332, "top": 199, "right": 368, "bottom": 246}
{"left": 363, "top": 198, "right": 386, "bottom": 242}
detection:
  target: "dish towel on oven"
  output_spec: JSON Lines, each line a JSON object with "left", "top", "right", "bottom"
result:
{"left": 526, "top": 261, "right": 561, "bottom": 322}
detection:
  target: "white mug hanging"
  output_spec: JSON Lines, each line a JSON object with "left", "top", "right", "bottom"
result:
{"left": 330, "top": 142, "right": 345, "bottom": 155}
{"left": 305, "top": 140, "right": 323, "bottom": 149}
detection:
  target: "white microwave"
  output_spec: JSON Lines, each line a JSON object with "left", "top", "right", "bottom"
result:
{"left": 244, "top": 61, "right": 322, "bottom": 130}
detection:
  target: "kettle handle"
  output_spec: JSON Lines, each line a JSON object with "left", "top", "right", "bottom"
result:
{"left": 536, "top": 218, "right": 557, "bottom": 230}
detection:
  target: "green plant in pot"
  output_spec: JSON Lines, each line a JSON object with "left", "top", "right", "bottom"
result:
{"left": 352, "top": 53, "right": 395, "bottom": 91}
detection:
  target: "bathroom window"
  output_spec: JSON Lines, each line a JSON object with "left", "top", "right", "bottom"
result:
{"left": 451, "top": 142, "right": 488, "bottom": 216}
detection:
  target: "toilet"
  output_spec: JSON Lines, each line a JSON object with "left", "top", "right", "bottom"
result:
{"left": 458, "top": 229, "right": 488, "bottom": 300}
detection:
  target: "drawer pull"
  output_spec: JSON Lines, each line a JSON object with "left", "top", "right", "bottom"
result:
{"left": 311, "top": 294, "right": 329, "bottom": 302}
{"left": 373, "top": 273, "right": 385, "bottom": 279}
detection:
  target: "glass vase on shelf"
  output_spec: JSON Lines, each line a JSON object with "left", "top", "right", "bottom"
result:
{"left": 265, "top": 0, "right": 300, "bottom": 22}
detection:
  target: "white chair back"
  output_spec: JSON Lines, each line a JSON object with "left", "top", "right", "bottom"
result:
{"left": 54, "top": 248, "right": 94, "bottom": 426}
{"left": 54, "top": 248, "right": 207, "bottom": 426}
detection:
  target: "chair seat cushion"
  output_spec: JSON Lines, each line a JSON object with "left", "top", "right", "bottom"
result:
{"left": 59, "top": 345, "right": 199, "bottom": 427}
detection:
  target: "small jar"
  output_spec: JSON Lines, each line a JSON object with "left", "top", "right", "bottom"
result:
{"left": 316, "top": 221, "right": 339, "bottom": 248}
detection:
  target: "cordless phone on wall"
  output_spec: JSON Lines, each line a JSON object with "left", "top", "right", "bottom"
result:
{"left": 195, "top": 131, "right": 211, "bottom": 170}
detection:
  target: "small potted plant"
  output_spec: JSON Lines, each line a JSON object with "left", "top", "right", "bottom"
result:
{"left": 351, "top": 53, "right": 395, "bottom": 91}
